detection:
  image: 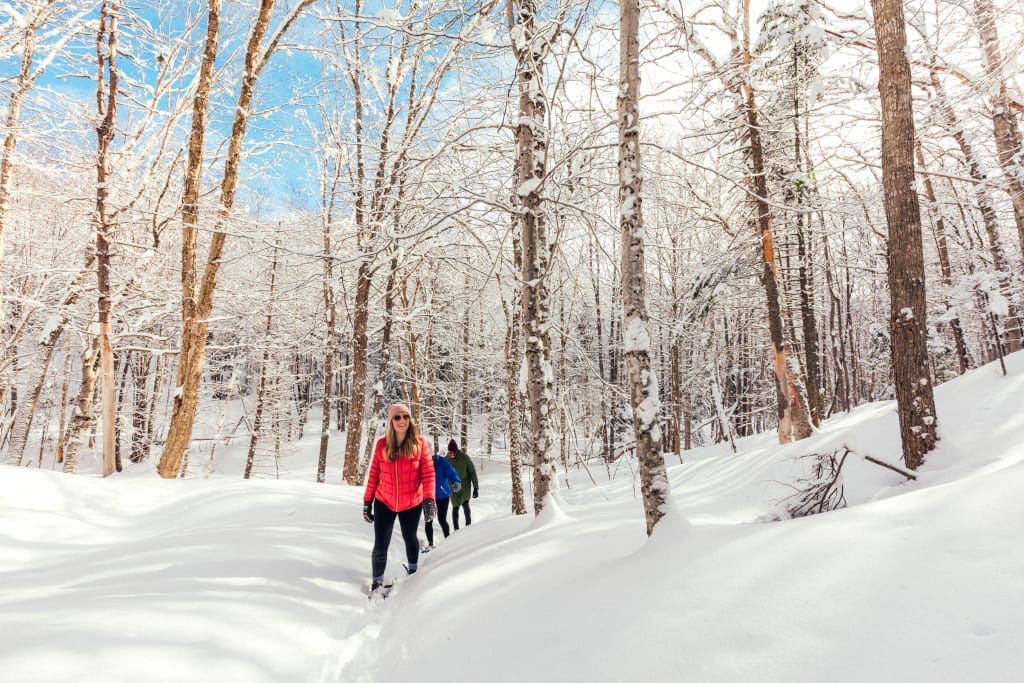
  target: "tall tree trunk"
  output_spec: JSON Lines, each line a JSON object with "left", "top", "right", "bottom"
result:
{"left": 822, "top": 231, "right": 851, "bottom": 413}
{"left": 360, "top": 253, "right": 399, "bottom": 477}
{"left": 341, "top": 0, "right": 385, "bottom": 486}
{"left": 669, "top": 246, "right": 683, "bottom": 456}
{"left": 872, "top": 0, "right": 939, "bottom": 468}
{"left": 794, "top": 194, "right": 822, "bottom": 426}
{"left": 557, "top": 296, "right": 569, "bottom": 471}
{"left": 972, "top": 0, "right": 1024, "bottom": 255}
{"left": 157, "top": 0, "right": 221, "bottom": 478}
{"left": 791, "top": 47, "right": 823, "bottom": 427}
{"left": 669, "top": 339, "right": 682, "bottom": 455}
{"left": 509, "top": 0, "right": 557, "bottom": 515}
{"left": 589, "top": 241, "right": 611, "bottom": 462}
{"left": 460, "top": 290, "right": 471, "bottom": 448}
{"left": 62, "top": 339, "right": 102, "bottom": 473}
{"left": 55, "top": 335, "right": 73, "bottom": 465}
{"left": 94, "top": 0, "right": 120, "bottom": 477}
{"left": 158, "top": 0, "right": 315, "bottom": 478}
{"left": 740, "top": 0, "right": 811, "bottom": 443}
{"left": 619, "top": 0, "right": 669, "bottom": 535}
{"left": 503, "top": 287, "right": 527, "bottom": 515}
{"left": 317, "top": 162, "right": 341, "bottom": 485}
{"left": 402, "top": 280, "right": 422, "bottom": 421}
{"left": 342, "top": 260, "right": 371, "bottom": 484}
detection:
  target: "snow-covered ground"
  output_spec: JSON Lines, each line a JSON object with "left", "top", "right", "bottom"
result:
{"left": 3, "top": 353, "right": 1024, "bottom": 682}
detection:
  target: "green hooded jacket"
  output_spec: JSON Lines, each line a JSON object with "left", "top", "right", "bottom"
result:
{"left": 447, "top": 449, "right": 478, "bottom": 506}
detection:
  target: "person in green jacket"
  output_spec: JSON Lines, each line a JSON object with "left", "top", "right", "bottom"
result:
{"left": 446, "top": 439, "right": 478, "bottom": 529}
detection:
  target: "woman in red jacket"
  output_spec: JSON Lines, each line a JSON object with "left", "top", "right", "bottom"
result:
{"left": 362, "top": 402, "right": 436, "bottom": 592}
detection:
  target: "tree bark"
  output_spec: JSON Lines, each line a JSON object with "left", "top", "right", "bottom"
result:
{"left": 740, "top": 0, "right": 812, "bottom": 443}
{"left": 503, "top": 286, "right": 527, "bottom": 515}
{"left": 157, "top": 0, "right": 222, "bottom": 478}
{"left": 94, "top": 0, "right": 120, "bottom": 477}
{"left": 55, "top": 335, "right": 72, "bottom": 465}
{"left": 317, "top": 162, "right": 341, "bottom": 484}
{"left": 460, "top": 290, "right": 471, "bottom": 448}
{"left": 871, "top": 0, "right": 939, "bottom": 468}
{"left": 360, "top": 253, "right": 400, "bottom": 479}
{"left": 62, "top": 339, "right": 102, "bottom": 473}
{"left": 342, "top": 258, "right": 371, "bottom": 484}
{"left": 509, "top": 0, "right": 557, "bottom": 515}
{"left": 619, "top": 0, "right": 669, "bottom": 535}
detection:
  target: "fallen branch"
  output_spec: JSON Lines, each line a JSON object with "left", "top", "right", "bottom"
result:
{"left": 862, "top": 453, "right": 917, "bottom": 481}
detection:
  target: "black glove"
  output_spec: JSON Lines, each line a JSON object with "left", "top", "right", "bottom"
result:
{"left": 472, "top": 488, "right": 479, "bottom": 499}
{"left": 363, "top": 501, "right": 374, "bottom": 524}
{"left": 451, "top": 481, "right": 462, "bottom": 493}
{"left": 423, "top": 499, "right": 437, "bottom": 523}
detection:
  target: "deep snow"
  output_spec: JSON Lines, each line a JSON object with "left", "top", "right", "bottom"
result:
{"left": 2, "top": 353, "right": 1024, "bottom": 682}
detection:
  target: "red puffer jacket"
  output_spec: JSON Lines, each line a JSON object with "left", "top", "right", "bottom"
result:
{"left": 363, "top": 435, "right": 436, "bottom": 512}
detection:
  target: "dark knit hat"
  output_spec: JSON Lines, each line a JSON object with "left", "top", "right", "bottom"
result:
{"left": 447, "top": 439, "right": 459, "bottom": 453}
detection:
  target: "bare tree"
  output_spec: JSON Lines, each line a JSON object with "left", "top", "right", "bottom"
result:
{"left": 650, "top": 0, "right": 813, "bottom": 443}
{"left": 0, "top": 1, "right": 85, "bottom": 316}
{"left": 332, "top": 0, "right": 497, "bottom": 484}
{"left": 619, "top": 0, "right": 668, "bottom": 535}
{"left": 925, "top": 66, "right": 1021, "bottom": 353}
{"left": 871, "top": 0, "right": 938, "bottom": 468}
{"left": 244, "top": 242, "right": 280, "bottom": 480}
{"left": 158, "top": 0, "right": 316, "bottom": 478}
{"left": 0, "top": 1, "right": 89, "bottom": 413}
{"left": 315, "top": 148, "right": 343, "bottom": 485}
{"left": 94, "top": 0, "right": 120, "bottom": 476}
{"left": 509, "top": 0, "right": 559, "bottom": 514}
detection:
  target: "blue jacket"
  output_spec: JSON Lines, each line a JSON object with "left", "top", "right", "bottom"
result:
{"left": 432, "top": 453, "right": 461, "bottom": 500}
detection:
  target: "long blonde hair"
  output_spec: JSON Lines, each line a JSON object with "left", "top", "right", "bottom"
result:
{"left": 385, "top": 416, "right": 422, "bottom": 461}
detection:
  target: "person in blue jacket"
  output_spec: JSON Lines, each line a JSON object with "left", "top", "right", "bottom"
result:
{"left": 423, "top": 451, "right": 461, "bottom": 551}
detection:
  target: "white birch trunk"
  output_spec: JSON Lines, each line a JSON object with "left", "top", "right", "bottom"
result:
{"left": 509, "top": 0, "right": 557, "bottom": 515}
{"left": 95, "top": 0, "right": 120, "bottom": 477}
{"left": 618, "top": 0, "right": 669, "bottom": 535}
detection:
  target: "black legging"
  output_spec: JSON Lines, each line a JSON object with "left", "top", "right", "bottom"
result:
{"left": 452, "top": 500, "right": 471, "bottom": 529}
{"left": 371, "top": 499, "right": 422, "bottom": 580}
{"left": 424, "top": 497, "right": 451, "bottom": 545}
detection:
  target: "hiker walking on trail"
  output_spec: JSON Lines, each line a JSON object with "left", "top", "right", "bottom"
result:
{"left": 446, "top": 439, "right": 478, "bottom": 530}
{"left": 363, "top": 403, "right": 436, "bottom": 592}
{"left": 423, "top": 451, "right": 461, "bottom": 551}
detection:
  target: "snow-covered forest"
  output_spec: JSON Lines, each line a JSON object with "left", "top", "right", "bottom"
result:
{"left": 5, "top": 0, "right": 1023, "bottom": 485}
{"left": 3, "top": 0, "right": 1024, "bottom": 678}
